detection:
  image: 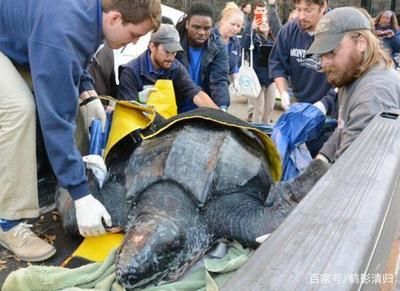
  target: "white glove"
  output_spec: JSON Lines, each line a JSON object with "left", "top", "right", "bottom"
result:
{"left": 82, "top": 154, "right": 107, "bottom": 188}
{"left": 313, "top": 101, "right": 327, "bottom": 115}
{"left": 316, "top": 154, "right": 330, "bottom": 164}
{"left": 232, "top": 73, "right": 240, "bottom": 92}
{"left": 79, "top": 97, "right": 106, "bottom": 131}
{"left": 138, "top": 86, "right": 156, "bottom": 103}
{"left": 74, "top": 194, "right": 112, "bottom": 237}
{"left": 280, "top": 91, "right": 291, "bottom": 111}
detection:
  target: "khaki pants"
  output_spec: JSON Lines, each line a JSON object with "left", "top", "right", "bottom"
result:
{"left": 0, "top": 52, "right": 89, "bottom": 220}
{"left": 250, "top": 82, "right": 277, "bottom": 124}
{"left": 0, "top": 51, "right": 39, "bottom": 219}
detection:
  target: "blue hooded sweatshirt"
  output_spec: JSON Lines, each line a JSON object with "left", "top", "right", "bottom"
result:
{"left": 0, "top": 0, "right": 103, "bottom": 199}
{"left": 269, "top": 20, "right": 337, "bottom": 114}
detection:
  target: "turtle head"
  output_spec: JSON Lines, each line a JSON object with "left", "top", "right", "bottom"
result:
{"left": 116, "top": 213, "right": 186, "bottom": 289}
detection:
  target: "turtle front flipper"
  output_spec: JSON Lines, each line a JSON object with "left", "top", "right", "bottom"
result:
{"left": 205, "top": 160, "right": 330, "bottom": 248}
{"left": 116, "top": 182, "right": 213, "bottom": 289}
{"left": 55, "top": 187, "right": 79, "bottom": 235}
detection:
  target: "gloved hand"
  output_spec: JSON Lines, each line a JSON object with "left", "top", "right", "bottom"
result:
{"left": 74, "top": 194, "right": 112, "bottom": 237}
{"left": 82, "top": 154, "right": 107, "bottom": 188}
{"left": 316, "top": 154, "right": 330, "bottom": 164}
{"left": 313, "top": 101, "right": 327, "bottom": 115}
{"left": 279, "top": 91, "right": 291, "bottom": 111}
{"left": 232, "top": 73, "right": 240, "bottom": 92}
{"left": 79, "top": 97, "right": 106, "bottom": 131}
{"left": 138, "top": 86, "right": 156, "bottom": 103}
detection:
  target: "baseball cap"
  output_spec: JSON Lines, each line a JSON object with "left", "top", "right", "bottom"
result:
{"left": 150, "top": 24, "right": 183, "bottom": 53}
{"left": 307, "top": 7, "right": 372, "bottom": 55}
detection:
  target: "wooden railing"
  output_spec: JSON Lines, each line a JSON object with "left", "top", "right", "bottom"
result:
{"left": 222, "top": 110, "right": 400, "bottom": 291}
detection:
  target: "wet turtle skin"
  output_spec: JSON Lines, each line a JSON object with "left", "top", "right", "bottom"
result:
{"left": 57, "top": 122, "right": 328, "bottom": 289}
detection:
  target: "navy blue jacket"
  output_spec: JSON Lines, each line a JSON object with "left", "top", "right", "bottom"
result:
{"left": 118, "top": 50, "right": 201, "bottom": 113}
{"left": 176, "top": 33, "right": 230, "bottom": 109}
{"left": 242, "top": 25, "right": 275, "bottom": 86}
{"left": 0, "top": 0, "right": 103, "bottom": 199}
{"left": 269, "top": 20, "right": 337, "bottom": 114}
{"left": 375, "top": 25, "right": 400, "bottom": 61}
{"left": 241, "top": 3, "right": 282, "bottom": 86}
{"left": 211, "top": 27, "right": 241, "bottom": 75}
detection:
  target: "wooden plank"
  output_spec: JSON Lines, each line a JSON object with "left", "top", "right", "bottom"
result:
{"left": 380, "top": 239, "right": 400, "bottom": 291}
{"left": 222, "top": 111, "right": 400, "bottom": 291}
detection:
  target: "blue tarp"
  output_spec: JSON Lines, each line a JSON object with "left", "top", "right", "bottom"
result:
{"left": 272, "top": 103, "right": 326, "bottom": 181}
{"left": 89, "top": 113, "right": 112, "bottom": 156}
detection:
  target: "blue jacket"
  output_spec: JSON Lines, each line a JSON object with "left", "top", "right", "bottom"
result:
{"left": 0, "top": 0, "right": 103, "bottom": 199}
{"left": 269, "top": 20, "right": 337, "bottom": 114}
{"left": 211, "top": 27, "right": 241, "bottom": 75}
{"left": 176, "top": 33, "right": 230, "bottom": 109}
{"left": 118, "top": 50, "right": 202, "bottom": 113}
{"left": 375, "top": 25, "right": 400, "bottom": 61}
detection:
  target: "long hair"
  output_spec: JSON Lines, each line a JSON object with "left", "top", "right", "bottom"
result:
{"left": 374, "top": 10, "right": 399, "bottom": 31}
{"left": 175, "top": 2, "right": 215, "bottom": 39}
{"left": 350, "top": 30, "right": 394, "bottom": 77}
{"left": 102, "top": 0, "right": 161, "bottom": 29}
{"left": 241, "top": 1, "right": 251, "bottom": 11}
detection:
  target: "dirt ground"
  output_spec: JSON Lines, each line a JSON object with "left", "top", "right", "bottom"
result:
{"left": 228, "top": 93, "right": 284, "bottom": 123}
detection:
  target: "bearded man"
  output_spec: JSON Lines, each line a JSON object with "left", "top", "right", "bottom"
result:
{"left": 118, "top": 24, "right": 218, "bottom": 113}
{"left": 307, "top": 7, "right": 400, "bottom": 163}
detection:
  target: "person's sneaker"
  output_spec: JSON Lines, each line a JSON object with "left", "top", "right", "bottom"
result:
{"left": 0, "top": 222, "right": 56, "bottom": 262}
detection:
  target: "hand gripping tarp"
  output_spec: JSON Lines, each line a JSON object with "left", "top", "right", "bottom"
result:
{"left": 272, "top": 103, "right": 325, "bottom": 181}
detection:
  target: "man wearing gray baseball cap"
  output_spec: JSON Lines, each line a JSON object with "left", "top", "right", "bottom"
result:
{"left": 149, "top": 23, "right": 184, "bottom": 53}
{"left": 307, "top": 7, "right": 400, "bottom": 164}
{"left": 118, "top": 24, "right": 218, "bottom": 113}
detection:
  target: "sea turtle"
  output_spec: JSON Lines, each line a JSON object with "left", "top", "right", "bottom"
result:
{"left": 56, "top": 118, "right": 328, "bottom": 289}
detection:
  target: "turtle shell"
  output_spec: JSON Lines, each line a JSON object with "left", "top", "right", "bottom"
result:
{"left": 125, "top": 122, "right": 273, "bottom": 207}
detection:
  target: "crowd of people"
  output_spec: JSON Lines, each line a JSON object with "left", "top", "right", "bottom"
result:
{"left": 1, "top": 0, "right": 400, "bottom": 266}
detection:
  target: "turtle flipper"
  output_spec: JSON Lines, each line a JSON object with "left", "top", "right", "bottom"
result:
{"left": 265, "top": 159, "right": 330, "bottom": 207}
{"left": 55, "top": 187, "right": 79, "bottom": 235}
{"left": 205, "top": 193, "right": 271, "bottom": 248}
{"left": 206, "top": 160, "right": 330, "bottom": 248}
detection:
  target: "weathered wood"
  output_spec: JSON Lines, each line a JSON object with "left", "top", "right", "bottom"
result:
{"left": 222, "top": 111, "right": 400, "bottom": 291}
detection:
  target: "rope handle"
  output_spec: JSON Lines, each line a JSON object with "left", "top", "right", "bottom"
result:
{"left": 241, "top": 28, "right": 255, "bottom": 68}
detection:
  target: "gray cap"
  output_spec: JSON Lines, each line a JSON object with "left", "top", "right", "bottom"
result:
{"left": 150, "top": 24, "right": 183, "bottom": 53}
{"left": 307, "top": 7, "right": 372, "bottom": 55}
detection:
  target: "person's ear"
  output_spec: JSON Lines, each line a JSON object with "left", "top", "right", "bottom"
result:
{"left": 357, "top": 35, "right": 367, "bottom": 53}
{"left": 107, "top": 11, "right": 122, "bottom": 25}
{"left": 149, "top": 42, "right": 156, "bottom": 51}
{"left": 321, "top": 2, "right": 328, "bottom": 15}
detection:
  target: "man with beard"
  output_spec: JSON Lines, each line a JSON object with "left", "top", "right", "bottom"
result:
{"left": 118, "top": 24, "right": 218, "bottom": 113}
{"left": 307, "top": 7, "right": 400, "bottom": 163}
{"left": 175, "top": 3, "right": 230, "bottom": 112}
{"left": 269, "top": 0, "right": 336, "bottom": 115}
